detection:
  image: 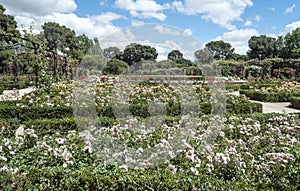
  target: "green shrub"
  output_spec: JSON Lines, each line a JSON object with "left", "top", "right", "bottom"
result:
{"left": 240, "top": 89, "right": 300, "bottom": 102}
{"left": 0, "top": 80, "right": 30, "bottom": 90}
{"left": 290, "top": 97, "right": 300, "bottom": 109}
{"left": 0, "top": 105, "right": 73, "bottom": 121}
{"left": 0, "top": 85, "right": 3, "bottom": 95}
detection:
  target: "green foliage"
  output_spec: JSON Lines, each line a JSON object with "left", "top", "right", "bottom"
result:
{"left": 247, "top": 35, "right": 278, "bottom": 59}
{"left": 282, "top": 28, "right": 300, "bottom": 59}
{"left": 102, "top": 59, "right": 129, "bottom": 75}
{"left": 205, "top": 40, "right": 235, "bottom": 60}
{"left": 290, "top": 96, "right": 300, "bottom": 109}
{"left": 194, "top": 48, "right": 213, "bottom": 64}
{"left": 121, "top": 43, "right": 158, "bottom": 66}
{"left": 0, "top": 85, "right": 3, "bottom": 94}
{"left": 0, "top": 104, "right": 73, "bottom": 120}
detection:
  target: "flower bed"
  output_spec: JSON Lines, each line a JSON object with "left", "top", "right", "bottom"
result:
{"left": 0, "top": 113, "right": 299, "bottom": 190}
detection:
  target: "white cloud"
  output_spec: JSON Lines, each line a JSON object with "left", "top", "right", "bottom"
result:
{"left": 114, "top": 0, "right": 170, "bottom": 21}
{"left": 183, "top": 28, "right": 193, "bottom": 36}
{"left": 101, "top": 28, "right": 136, "bottom": 50}
{"left": 172, "top": 0, "right": 253, "bottom": 30}
{"left": 284, "top": 4, "right": 296, "bottom": 14}
{"left": 154, "top": 25, "right": 181, "bottom": 35}
{"left": 254, "top": 15, "right": 261, "bottom": 22}
{"left": 0, "top": 0, "right": 126, "bottom": 40}
{"left": 268, "top": 7, "right": 275, "bottom": 11}
{"left": 214, "top": 28, "right": 259, "bottom": 54}
{"left": 131, "top": 20, "right": 145, "bottom": 26}
{"left": 285, "top": 21, "right": 300, "bottom": 33}
{"left": 0, "top": 0, "right": 77, "bottom": 16}
{"left": 244, "top": 20, "right": 252, "bottom": 26}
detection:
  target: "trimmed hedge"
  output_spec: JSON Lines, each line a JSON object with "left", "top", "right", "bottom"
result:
{"left": 290, "top": 97, "right": 300, "bottom": 109}
{"left": 0, "top": 101, "right": 262, "bottom": 121}
{"left": 0, "top": 166, "right": 277, "bottom": 191}
{"left": 0, "top": 85, "right": 3, "bottom": 95}
{"left": 0, "top": 80, "right": 31, "bottom": 90}
{"left": 240, "top": 89, "right": 300, "bottom": 102}
{"left": 0, "top": 105, "right": 73, "bottom": 121}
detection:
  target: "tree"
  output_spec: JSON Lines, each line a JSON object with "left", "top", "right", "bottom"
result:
{"left": 205, "top": 40, "right": 234, "bottom": 60}
{"left": 194, "top": 48, "right": 213, "bottom": 64}
{"left": 247, "top": 35, "right": 278, "bottom": 59}
{"left": 0, "top": 4, "right": 20, "bottom": 74}
{"left": 168, "top": 49, "right": 193, "bottom": 66}
{"left": 122, "top": 43, "right": 158, "bottom": 66}
{"left": 168, "top": 50, "right": 183, "bottom": 61}
{"left": 103, "top": 46, "right": 121, "bottom": 60}
{"left": 282, "top": 28, "right": 300, "bottom": 59}
{"left": 102, "top": 59, "right": 128, "bottom": 75}
{"left": 42, "top": 22, "right": 79, "bottom": 81}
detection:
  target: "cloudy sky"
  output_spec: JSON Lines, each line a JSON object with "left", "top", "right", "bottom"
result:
{"left": 0, "top": 0, "right": 299, "bottom": 56}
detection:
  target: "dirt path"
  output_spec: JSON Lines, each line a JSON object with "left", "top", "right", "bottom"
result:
{"left": 0, "top": 87, "right": 37, "bottom": 101}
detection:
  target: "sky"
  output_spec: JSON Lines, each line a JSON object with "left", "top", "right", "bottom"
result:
{"left": 0, "top": 0, "right": 300, "bottom": 59}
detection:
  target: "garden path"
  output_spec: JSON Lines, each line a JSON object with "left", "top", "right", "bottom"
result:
{"left": 229, "top": 91, "right": 300, "bottom": 114}
{"left": 0, "top": 87, "right": 36, "bottom": 101}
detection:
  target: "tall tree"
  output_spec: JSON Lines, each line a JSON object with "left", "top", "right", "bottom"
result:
{"left": 121, "top": 43, "right": 158, "bottom": 66}
{"left": 168, "top": 49, "right": 193, "bottom": 66}
{"left": 247, "top": 35, "right": 278, "bottom": 59}
{"left": 103, "top": 46, "right": 121, "bottom": 60}
{"left": 205, "top": 40, "right": 234, "bottom": 60}
{"left": 194, "top": 48, "right": 213, "bottom": 64}
{"left": 0, "top": 4, "right": 20, "bottom": 74}
{"left": 282, "top": 28, "right": 300, "bottom": 59}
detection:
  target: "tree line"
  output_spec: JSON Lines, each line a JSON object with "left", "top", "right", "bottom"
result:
{"left": 1, "top": 3, "right": 299, "bottom": 83}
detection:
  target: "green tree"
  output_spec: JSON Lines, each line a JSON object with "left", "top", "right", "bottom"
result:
{"left": 205, "top": 40, "right": 234, "bottom": 60}
{"left": 247, "top": 35, "right": 278, "bottom": 59}
{"left": 194, "top": 48, "right": 213, "bottom": 64}
{"left": 282, "top": 28, "right": 300, "bottom": 59}
{"left": 122, "top": 43, "right": 158, "bottom": 65}
{"left": 102, "top": 59, "right": 128, "bottom": 75}
{"left": 0, "top": 4, "right": 20, "bottom": 74}
{"left": 168, "top": 49, "right": 193, "bottom": 67}
{"left": 103, "top": 46, "right": 121, "bottom": 60}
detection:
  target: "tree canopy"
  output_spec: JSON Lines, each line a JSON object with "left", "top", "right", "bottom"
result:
{"left": 205, "top": 40, "right": 234, "bottom": 60}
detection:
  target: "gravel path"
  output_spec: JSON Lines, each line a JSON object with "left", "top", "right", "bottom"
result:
{"left": 249, "top": 100, "right": 300, "bottom": 114}
{"left": 229, "top": 91, "right": 300, "bottom": 114}
{"left": 0, "top": 87, "right": 37, "bottom": 101}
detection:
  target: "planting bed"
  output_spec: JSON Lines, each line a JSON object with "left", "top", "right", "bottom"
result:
{"left": 0, "top": 81, "right": 299, "bottom": 190}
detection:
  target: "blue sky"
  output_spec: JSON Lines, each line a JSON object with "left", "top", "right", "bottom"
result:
{"left": 0, "top": 0, "right": 299, "bottom": 56}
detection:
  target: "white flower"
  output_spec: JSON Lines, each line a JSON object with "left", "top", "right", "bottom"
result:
{"left": 1, "top": 156, "right": 7, "bottom": 161}
{"left": 63, "top": 163, "right": 68, "bottom": 168}
{"left": 190, "top": 167, "right": 199, "bottom": 175}
{"left": 55, "top": 138, "right": 66, "bottom": 145}
{"left": 15, "top": 125, "right": 25, "bottom": 137}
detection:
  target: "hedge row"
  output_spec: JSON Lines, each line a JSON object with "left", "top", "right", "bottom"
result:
{"left": 0, "top": 100, "right": 262, "bottom": 121}
{"left": 0, "top": 105, "right": 73, "bottom": 121}
{"left": 290, "top": 97, "right": 300, "bottom": 109}
{"left": 0, "top": 80, "right": 32, "bottom": 90}
{"left": 0, "top": 85, "right": 3, "bottom": 95}
{"left": 240, "top": 89, "right": 300, "bottom": 102}
{"left": 1, "top": 166, "right": 282, "bottom": 191}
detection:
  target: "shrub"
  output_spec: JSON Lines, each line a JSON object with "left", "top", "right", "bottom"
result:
{"left": 0, "top": 86, "right": 3, "bottom": 95}
{"left": 0, "top": 105, "right": 73, "bottom": 121}
{"left": 290, "top": 96, "right": 300, "bottom": 109}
